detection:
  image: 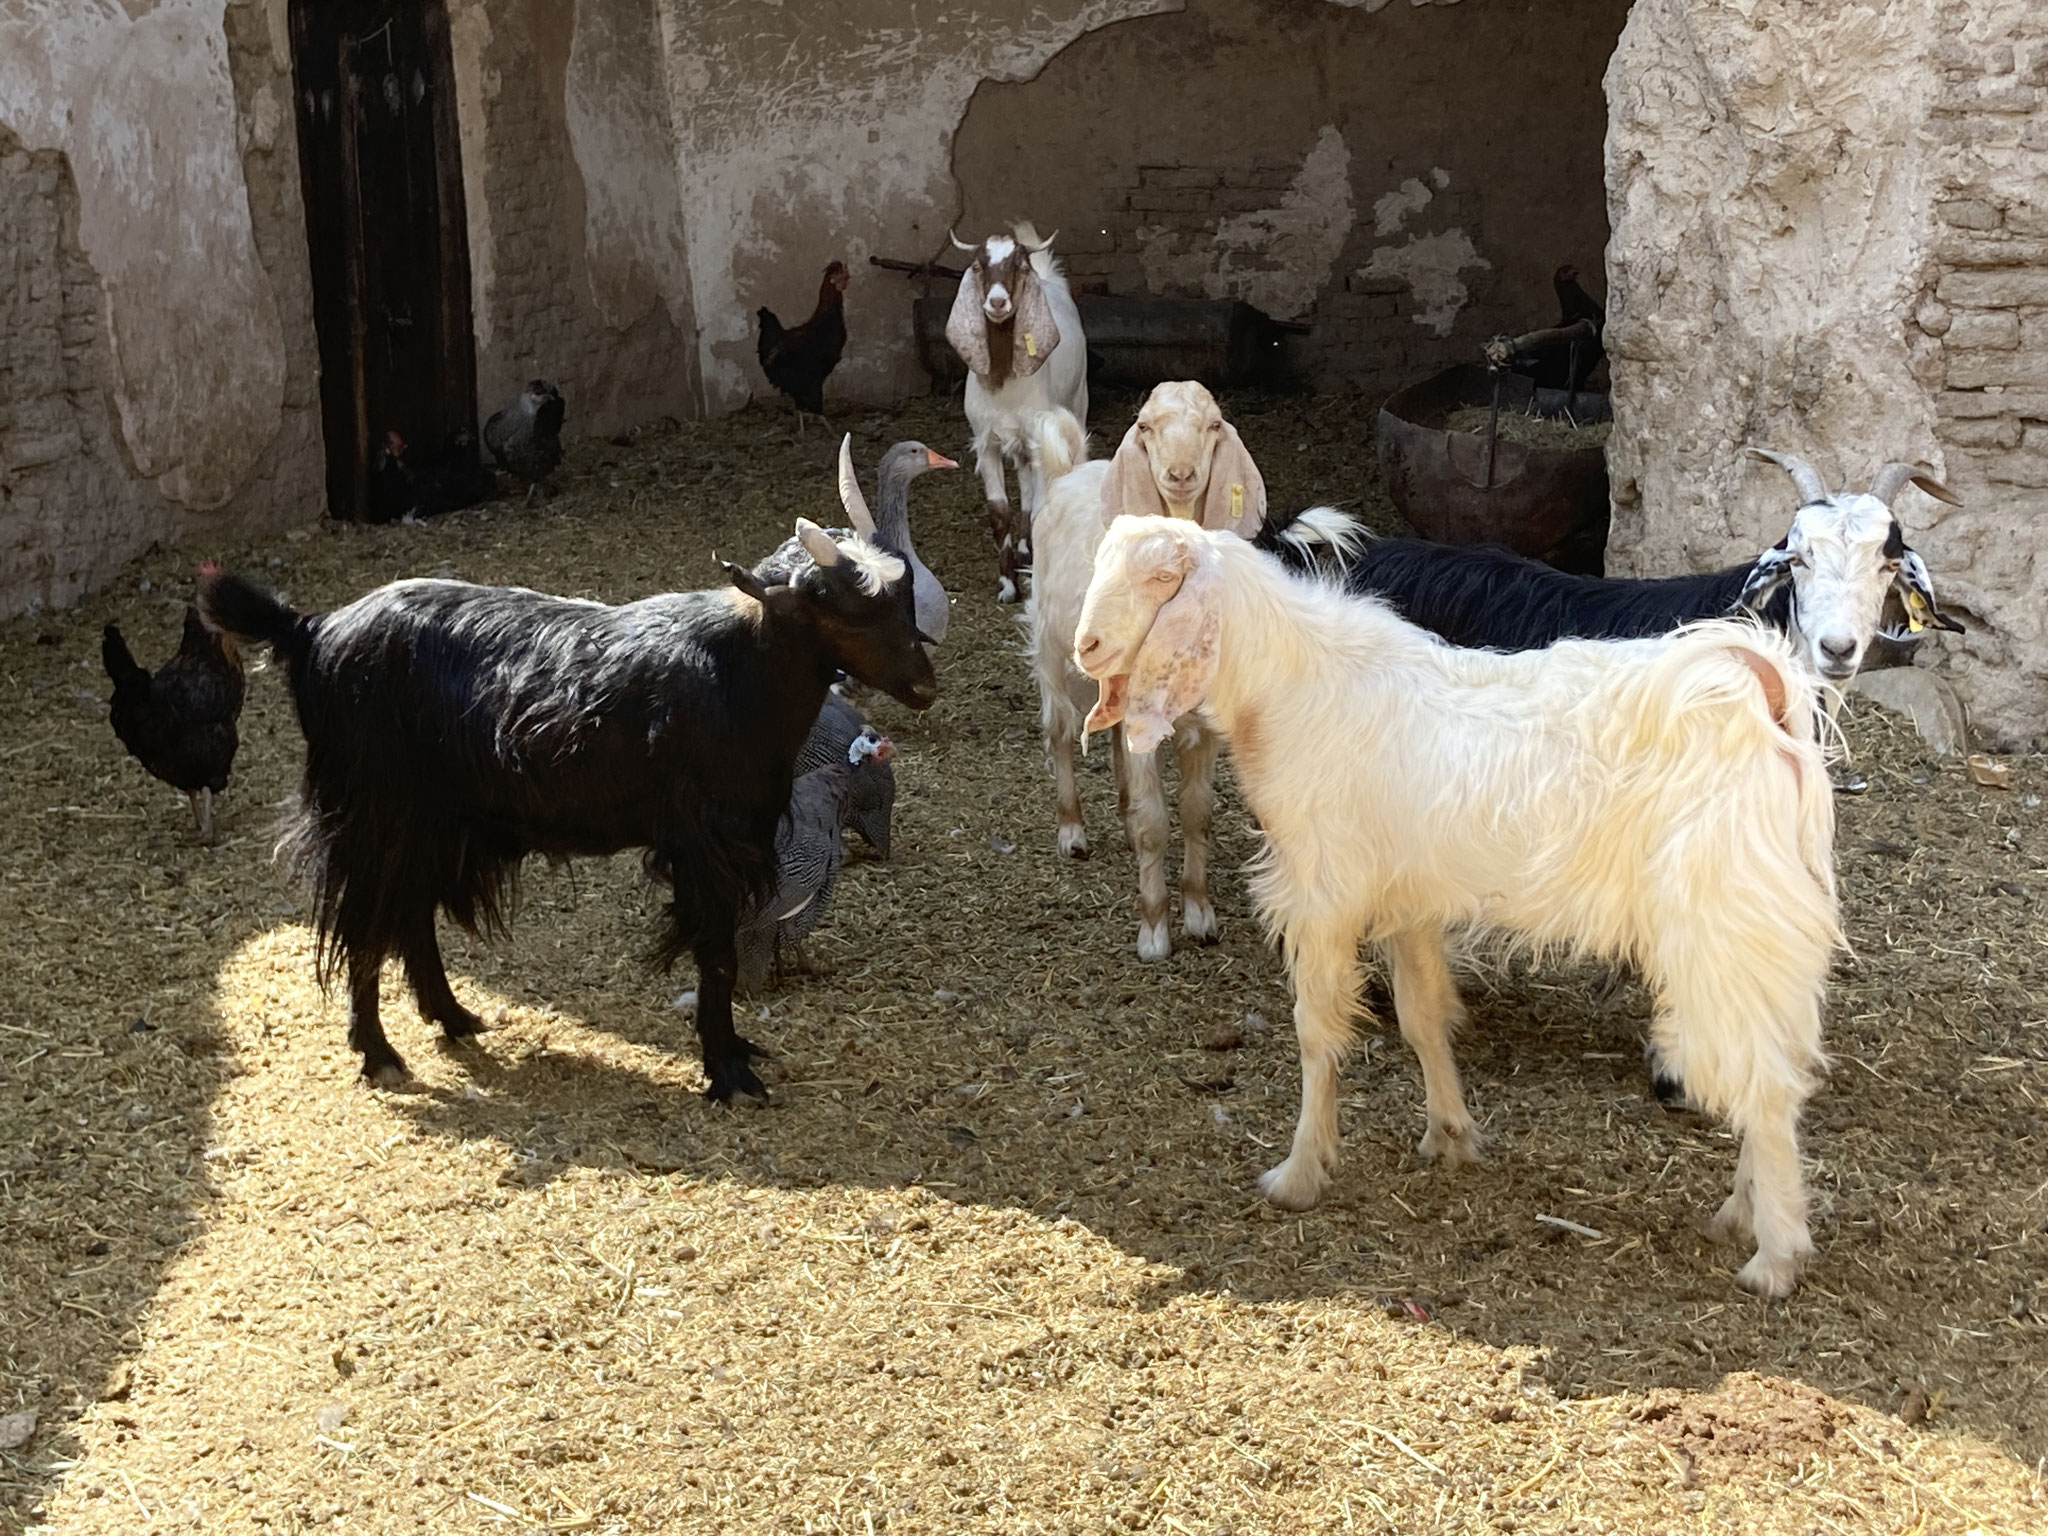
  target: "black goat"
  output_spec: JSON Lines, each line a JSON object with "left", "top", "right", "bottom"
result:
{"left": 200, "top": 521, "right": 934, "bottom": 1102}
{"left": 1256, "top": 449, "right": 1961, "bottom": 683}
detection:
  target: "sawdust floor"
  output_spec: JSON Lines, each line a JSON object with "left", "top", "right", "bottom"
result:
{"left": 2, "top": 390, "right": 2044, "bottom": 1535}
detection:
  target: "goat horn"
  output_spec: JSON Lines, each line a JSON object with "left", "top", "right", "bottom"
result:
{"left": 1745, "top": 447, "right": 1832, "bottom": 506}
{"left": 836, "top": 434, "right": 877, "bottom": 537}
{"left": 795, "top": 517, "right": 842, "bottom": 567}
{"left": 1019, "top": 227, "right": 1056, "bottom": 253}
{"left": 1869, "top": 461, "right": 1963, "bottom": 508}
{"left": 948, "top": 229, "right": 977, "bottom": 253}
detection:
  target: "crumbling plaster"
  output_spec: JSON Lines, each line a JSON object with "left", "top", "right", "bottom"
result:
{"left": 0, "top": 0, "right": 288, "bottom": 509}
{"left": 651, "top": 0, "right": 1179, "bottom": 411}
{"left": 0, "top": 0, "right": 322, "bottom": 619}
{"left": 951, "top": 0, "right": 1630, "bottom": 389}
{"left": 1605, "top": 0, "right": 2048, "bottom": 745}
{"left": 446, "top": 0, "right": 698, "bottom": 435}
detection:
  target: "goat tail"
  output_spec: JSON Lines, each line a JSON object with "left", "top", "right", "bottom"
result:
{"left": 1255, "top": 504, "right": 1371, "bottom": 574}
{"left": 1605, "top": 620, "right": 1839, "bottom": 906}
{"left": 202, "top": 569, "right": 311, "bottom": 668}
{"left": 1025, "top": 407, "right": 1087, "bottom": 489}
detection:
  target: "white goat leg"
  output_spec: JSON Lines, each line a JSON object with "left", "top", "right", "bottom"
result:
{"left": 1387, "top": 926, "right": 1480, "bottom": 1164}
{"left": 975, "top": 440, "right": 1019, "bottom": 603}
{"left": 1123, "top": 745, "right": 1172, "bottom": 960}
{"left": 1176, "top": 724, "right": 1220, "bottom": 944}
{"left": 1050, "top": 709, "right": 1087, "bottom": 857}
{"left": 1260, "top": 920, "right": 1362, "bottom": 1209}
{"left": 1111, "top": 729, "right": 1133, "bottom": 848}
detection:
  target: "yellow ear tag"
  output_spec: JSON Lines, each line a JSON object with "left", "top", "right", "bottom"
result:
{"left": 1229, "top": 483, "right": 1245, "bottom": 521}
{"left": 1905, "top": 590, "right": 1928, "bottom": 633}
{"left": 1023, "top": 332, "right": 1038, "bottom": 358}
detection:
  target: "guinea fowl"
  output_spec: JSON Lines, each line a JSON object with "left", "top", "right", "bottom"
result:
{"left": 756, "top": 261, "right": 849, "bottom": 431}
{"left": 795, "top": 689, "right": 896, "bottom": 856}
{"left": 756, "top": 435, "right": 955, "bottom": 643}
{"left": 735, "top": 729, "right": 893, "bottom": 994}
{"left": 102, "top": 582, "right": 245, "bottom": 843}
{"left": 483, "top": 379, "right": 566, "bottom": 503}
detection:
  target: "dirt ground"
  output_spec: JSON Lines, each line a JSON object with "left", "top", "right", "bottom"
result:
{"left": 1, "top": 389, "right": 2043, "bottom": 1535}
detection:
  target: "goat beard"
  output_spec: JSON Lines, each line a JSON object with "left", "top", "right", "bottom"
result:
{"left": 1081, "top": 674, "right": 1128, "bottom": 752}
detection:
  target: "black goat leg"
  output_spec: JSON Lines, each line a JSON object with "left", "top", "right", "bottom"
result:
{"left": 403, "top": 910, "right": 486, "bottom": 1040}
{"left": 693, "top": 920, "right": 767, "bottom": 1103}
{"left": 346, "top": 947, "right": 409, "bottom": 1088}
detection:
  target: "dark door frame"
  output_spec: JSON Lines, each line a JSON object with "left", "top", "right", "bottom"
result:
{"left": 289, "top": 0, "right": 479, "bottom": 520}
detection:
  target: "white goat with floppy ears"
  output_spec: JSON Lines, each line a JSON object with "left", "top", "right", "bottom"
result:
{"left": 1074, "top": 517, "right": 1841, "bottom": 1299}
{"left": 1025, "top": 383, "right": 1268, "bottom": 959}
{"left": 948, "top": 224, "right": 1088, "bottom": 602}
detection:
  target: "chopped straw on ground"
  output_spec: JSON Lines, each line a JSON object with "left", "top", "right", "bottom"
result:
{"left": 1, "top": 389, "right": 2042, "bottom": 1534}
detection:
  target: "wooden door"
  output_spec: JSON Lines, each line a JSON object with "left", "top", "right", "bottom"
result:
{"left": 291, "top": 0, "right": 477, "bottom": 521}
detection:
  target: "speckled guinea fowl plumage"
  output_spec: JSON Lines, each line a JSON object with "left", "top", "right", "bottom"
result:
{"left": 736, "top": 729, "right": 893, "bottom": 994}
{"left": 795, "top": 690, "right": 895, "bottom": 856}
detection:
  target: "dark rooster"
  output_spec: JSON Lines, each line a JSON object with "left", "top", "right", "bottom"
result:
{"left": 756, "top": 260, "right": 850, "bottom": 431}
{"left": 102, "top": 570, "right": 245, "bottom": 843}
{"left": 1500, "top": 264, "right": 1607, "bottom": 394}
{"left": 483, "top": 379, "right": 566, "bottom": 503}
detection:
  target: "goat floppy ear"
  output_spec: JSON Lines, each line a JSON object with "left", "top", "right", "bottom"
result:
{"left": 1102, "top": 424, "right": 1169, "bottom": 525}
{"left": 1007, "top": 263, "right": 1061, "bottom": 380}
{"left": 1198, "top": 422, "right": 1267, "bottom": 536}
{"left": 1738, "top": 541, "right": 1795, "bottom": 612}
{"left": 945, "top": 269, "right": 990, "bottom": 377}
{"left": 1086, "top": 541, "right": 1223, "bottom": 756}
{"left": 1895, "top": 549, "right": 1966, "bottom": 633}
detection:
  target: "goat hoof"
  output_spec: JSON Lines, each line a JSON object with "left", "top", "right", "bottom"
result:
{"left": 1419, "top": 1121, "right": 1483, "bottom": 1166}
{"left": 706, "top": 1059, "right": 769, "bottom": 1103}
{"left": 436, "top": 1006, "right": 488, "bottom": 1040}
{"left": 1707, "top": 1193, "right": 1754, "bottom": 1247}
{"left": 1181, "top": 899, "right": 1219, "bottom": 944}
{"left": 995, "top": 577, "right": 1019, "bottom": 604}
{"left": 1257, "top": 1158, "right": 1326, "bottom": 1212}
{"left": 1734, "top": 1249, "right": 1806, "bottom": 1301}
{"left": 363, "top": 1058, "right": 411, "bottom": 1090}
{"left": 1057, "top": 825, "right": 1090, "bottom": 859}
{"left": 1136, "top": 920, "right": 1172, "bottom": 962}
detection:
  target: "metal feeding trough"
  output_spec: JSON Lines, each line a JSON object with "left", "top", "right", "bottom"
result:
{"left": 874, "top": 257, "right": 1305, "bottom": 391}
{"left": 1377, "top": 362, "right": 1613, "bottom": 575}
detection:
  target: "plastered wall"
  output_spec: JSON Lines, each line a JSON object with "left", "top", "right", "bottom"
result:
{"left": 1606, "top": 0, "right": 2048, "bottom": 746}
{"left": 0, "top": 0, "right": 323, "bottom": 616}
{"left": 951, "top": 0, "right": 1633, "bottom": 390}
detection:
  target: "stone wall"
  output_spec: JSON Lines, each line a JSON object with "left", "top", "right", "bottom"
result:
{"left": 951, "top": 0, "right": 1633, "bottom": 392}
{"left": 0, "top": 0, "right": 324, "bottom": 619}
{"left": 1606, "top": 0, "right": 2047, "bottom": 747}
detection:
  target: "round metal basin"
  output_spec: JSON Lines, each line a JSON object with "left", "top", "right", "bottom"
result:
{"left": 1377, "top": 363, "right": 1612, "bottom": 574}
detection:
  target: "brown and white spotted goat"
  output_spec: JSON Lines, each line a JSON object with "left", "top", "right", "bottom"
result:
{"left": 946, "top": 223, "right": 1089, "bottom": 602}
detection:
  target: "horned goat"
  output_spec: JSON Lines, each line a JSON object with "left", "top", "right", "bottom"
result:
{"left": 1261, "top": 449, "right": 1963, "bottom": 683}
{"left": 948, "top": 223, "right": 1088, "bottom": 602}
{"left": 1026, "top": 381, "right": 1267, "bottom": 959}
{"left": 201, "top": 522, "right": 935, "bottom": 1104}
{"left": 1075, "top": 517, "right": 1841, "bottom": 1299}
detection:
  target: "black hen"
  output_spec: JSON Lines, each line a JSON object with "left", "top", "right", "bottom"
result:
{"left": 1508, "top": 264, "right": 1607, "bottom": 394}
{"left": 102, "top": 585, "right": 245, "bottom": 843}
{"left": 483, "top": 379, "right": 566, "bottom": 503}
{"left": 757, "top": 261, "right": 849, "bottom": 428}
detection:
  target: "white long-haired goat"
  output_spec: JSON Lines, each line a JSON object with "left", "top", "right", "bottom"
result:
{"left": 1025, "top": 382, "right": 1268, "bottom": 958}
{"left": 948, "top": 224, "right": 1089, "bottom": 601}
{"left": 1074, "top": 517, "right": 1841, "bottom": 1299}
